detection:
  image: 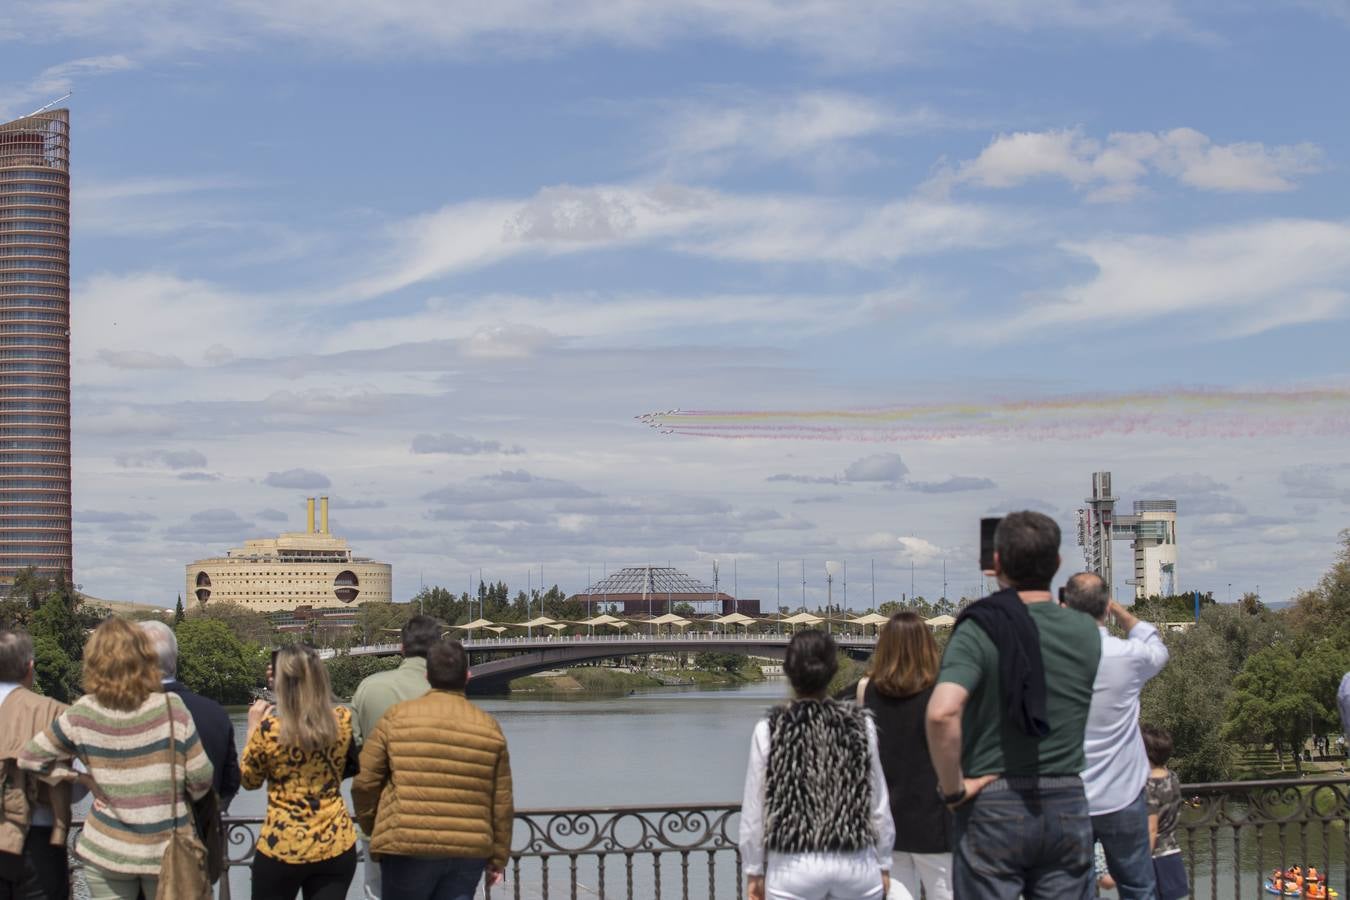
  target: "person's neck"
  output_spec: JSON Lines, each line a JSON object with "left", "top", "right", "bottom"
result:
{"left": 1017, "top": 589, "right": 1053, "bottom": 604}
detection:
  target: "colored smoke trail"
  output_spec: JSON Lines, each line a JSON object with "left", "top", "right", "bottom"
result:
{"left": 635, "top": 387, "right": 1350, "bottom": 442}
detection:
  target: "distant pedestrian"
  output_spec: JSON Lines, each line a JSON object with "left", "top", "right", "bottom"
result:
{"left": 353, "top": 639, "right": 512, "bottom": 899}
{"left": 1338, "top": 672, "right": 1350, "bottom": 748}
{"left": 1141, "top": 724, "right": 1188, "bottom": 900}
{"left": 241, "top": 645, "right": 358, "bottom": 900}
{"left": 351, "top": 615, "right": 440, "bottom": 900}
{"left": 1061, "top": 574, "right": 1169, "bottom": 899}
{"left": 926, "top": 511, "right": 1101, "bottom": 899}
{"left": 20, "top": 617, "right": 214, "bottom": 899}
{"left": 740, "top": 629, "right": 894, "bottom": 900}
{"left": 858, "top": 612, "right": 952, "bottom": 900}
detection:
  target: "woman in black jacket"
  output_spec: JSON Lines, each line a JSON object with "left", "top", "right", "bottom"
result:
{"left": 858, "top": 612, "right": 953, "bottom": 900}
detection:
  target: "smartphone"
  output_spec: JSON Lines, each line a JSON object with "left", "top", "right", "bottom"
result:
{"left": 980, "top": 517, "right": 1001, "bottom": 573}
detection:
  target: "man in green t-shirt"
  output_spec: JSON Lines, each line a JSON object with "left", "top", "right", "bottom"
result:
{"left": 926, "top": 511, "right": 1101, "bottom": 899}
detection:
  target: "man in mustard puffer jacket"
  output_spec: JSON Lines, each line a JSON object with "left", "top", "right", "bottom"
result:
{"left": 353, "top": 639, "right": 514, "bottom": 899}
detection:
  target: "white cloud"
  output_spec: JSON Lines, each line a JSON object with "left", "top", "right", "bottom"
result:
{"left": 0, "top": 1, "right": 1197, "bottom": 65}
{"left": 0, "top": 55, "right": 135, "bottom": 119}
{"left": 355, "top": 184, "right": 1015, "bottom": 298}
{"left": 935, "top": 127, "right": 1322, "bottom": 200}
{"left": 654, "top": 90, "right": 927, "bottom": 176}
{"left": 410, "top": 433, "right": 525, "bottom": 456}
{"left": 844, "top": 454, "right": 910, "bottom": 483}
{"left": 117, "top": 449, "right": 208, "bottom": 470}
{"left": 982, "top": 218, "right": 1350, "bottom": 339}
{"left": 263, "top": 468, "right": 331, "bottom": 490}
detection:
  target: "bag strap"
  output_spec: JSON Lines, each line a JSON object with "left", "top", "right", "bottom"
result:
{"left": 855, "top": 676, "right": 869, "bottom": 705}
{"left": 163, "top": 695, "right": 180, "bottom": 826}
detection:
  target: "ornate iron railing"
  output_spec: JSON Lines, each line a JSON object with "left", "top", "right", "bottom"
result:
{"left": 66, "top": 777, "right": 1350, "bottom": 899}
{"left": 1178, "top": 776, "right": 1350, "bottom": 899}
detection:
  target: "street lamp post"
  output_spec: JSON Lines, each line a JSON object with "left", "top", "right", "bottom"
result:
{"left": 825, "top": 561, "right": 841, "bottom": 634}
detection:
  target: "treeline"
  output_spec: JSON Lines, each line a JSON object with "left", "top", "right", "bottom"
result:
{"left": 1140, "top": 532, "right": 1350, "bottom": 782}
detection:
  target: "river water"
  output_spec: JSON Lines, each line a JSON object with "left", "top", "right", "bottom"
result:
{"left": 131, "top": 680, "right": 1346, "bottom": 898}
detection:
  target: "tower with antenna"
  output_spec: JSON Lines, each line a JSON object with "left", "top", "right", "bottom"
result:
{"left": 0, "top": 103, "right": 73, "bottom": 590}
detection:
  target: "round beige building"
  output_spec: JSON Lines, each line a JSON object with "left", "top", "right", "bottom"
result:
{"left": 184, "top": 497, "right": 392, "bottom": 613}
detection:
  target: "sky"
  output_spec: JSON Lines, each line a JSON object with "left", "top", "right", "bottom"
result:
{"left": 2, "top": 0, "right": 1348, "bottom": 610}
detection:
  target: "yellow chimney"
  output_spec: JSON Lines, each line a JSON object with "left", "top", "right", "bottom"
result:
{"left": 320, "top": 496, "right": 329, "bottom": 534}
{"left": 306, "top": 497, "right": 315, "bottom": 534}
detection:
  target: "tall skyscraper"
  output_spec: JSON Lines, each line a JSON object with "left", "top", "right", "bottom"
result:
{"left": 0, "top": 110, "right": 72, "bottom": 589}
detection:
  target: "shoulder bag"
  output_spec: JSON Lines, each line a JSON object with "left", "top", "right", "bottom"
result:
{"left": 155, "top": 695, "right": 212, "bottom": 900}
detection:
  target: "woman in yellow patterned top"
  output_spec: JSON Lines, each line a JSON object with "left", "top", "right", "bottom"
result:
{"left": 241, "top": 645, "right": 358, "bottom": 900}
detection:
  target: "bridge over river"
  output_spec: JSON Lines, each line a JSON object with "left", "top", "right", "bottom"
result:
{"left": 321, "top": 632, "right": 880, "bottom": 693}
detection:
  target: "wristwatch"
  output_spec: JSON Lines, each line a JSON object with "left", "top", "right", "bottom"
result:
{"left": 939, "top": 784, "right": 967, "bottom": 806}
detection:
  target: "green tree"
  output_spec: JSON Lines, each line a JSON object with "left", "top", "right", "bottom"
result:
{"left": 187, "top": 601, "right": 275, "bottom": 646}
{"left": 1224, "top": 645, "right": 1324, "bottom": 775}
{"left": 175, "top": 618, "right": 267, "bottom": 705}
{"left": 324, "top": 654, "right": 402, "bottom": 699}
{"left": 3, "top": 570, "right": 108, "bottom": 702}
{"left": 174, "top": 595, "right": 185, "bottom": 627}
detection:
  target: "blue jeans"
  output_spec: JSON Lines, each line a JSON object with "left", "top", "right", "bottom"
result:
{"left": 380, "top": 856, "right": 486, "bottom": 900}
{"left": 1092, "top": 789, "right": 1157, "bottom": 900}
{"left": 952, "top": 775, "right": 1094, "bottom": 900}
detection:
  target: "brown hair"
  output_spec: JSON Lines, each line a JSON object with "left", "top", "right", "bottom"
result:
{"left": 273, "top": 645, "right": 339, "bottom": 752}
{"left": 1141, "top": 723, "right": 1174, "bottom": 767}
{"left": 867, "top": 611, "right": 940, "bottom": 699}
{"left": 82, "top": 617, "right": 163, "bottom": 711}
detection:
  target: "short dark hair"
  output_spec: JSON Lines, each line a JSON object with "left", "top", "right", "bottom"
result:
{"left": 784, "top": 629, "right": 837, "bottom": 696}
{"left": 1141, "top": 723, "right": 1174, "bottom": 767}
{"left": 0, "top": 629, "right": 32, "bottom": 682}
{"left": 995, "top": 511, "right": 1061, "bottom": 591}
{"left": 401, "top": 615, "right": 442, "bottom": 659}
{"left": 1062, "top": 572, "right": 1110, "bottom": 620}
{"left": 426, "top": 639, "right": 469, "bottom": 691}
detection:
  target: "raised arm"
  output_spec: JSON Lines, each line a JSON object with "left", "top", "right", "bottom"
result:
{"left": 1109, "top": 601, "right": 1169, "bottom": 678}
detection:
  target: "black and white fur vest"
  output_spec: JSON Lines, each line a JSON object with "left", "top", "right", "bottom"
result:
{"left": 763, "top": 697, "right": 874, "bottom": 854}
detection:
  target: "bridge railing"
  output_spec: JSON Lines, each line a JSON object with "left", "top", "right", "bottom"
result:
{"left": 330, "top": 631, "right": 880, "bottom": 658}
{"left": 66, "top": 776, "right": 1350, "bottom": 899}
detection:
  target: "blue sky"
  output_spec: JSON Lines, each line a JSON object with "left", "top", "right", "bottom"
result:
{"left": 2, "top": 1, "right": 1348, "bottom": 608}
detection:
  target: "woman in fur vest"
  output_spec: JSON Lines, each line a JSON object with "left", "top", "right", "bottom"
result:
{"left": 740, "top": 629, "right": 896, "bottom": 900}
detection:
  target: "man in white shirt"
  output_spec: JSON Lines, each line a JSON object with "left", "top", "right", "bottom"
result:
{"left": 1338, "top": 672, "right": 1350, "bottom": 751}
{"left": 1061, "top": 573, "right": 1169, "bottom": 900}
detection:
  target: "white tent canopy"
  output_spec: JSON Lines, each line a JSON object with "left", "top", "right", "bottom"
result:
{"left": 709, "top": 613, "right": 758, "bottom": 626}
{"left": 454, "top": 618, "right": 497, "bottom": 630}
{"left": 577, "top": 614, "right": 627, "bottom": 627}
{"left": 849, "top": 613, "right": 891, "bottom": 626}
{"left": 778, "top": 612, "right": 824, "bottom": 626}
{"left": 642, "top": 613, "right": 691, "bottom": 626}
{"left": 925, "top": 614, "right": 957, "bottom": 628}
{"left": 544, "top": 622, "right": 569, "bottom": 632}
{"left": 513, "top": 616, "right": 559, "bottom": 628}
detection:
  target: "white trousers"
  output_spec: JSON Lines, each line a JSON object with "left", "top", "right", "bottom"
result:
{"left": 887, "top": 851, "right": 953, "bottom": 900}
{"left": 765, "top": 851, "right": 887, "bottom": 900}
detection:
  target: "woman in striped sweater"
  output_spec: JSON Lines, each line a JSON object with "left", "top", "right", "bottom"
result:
{"left": 20, "top": 617, "right": 214, "bottom": 899}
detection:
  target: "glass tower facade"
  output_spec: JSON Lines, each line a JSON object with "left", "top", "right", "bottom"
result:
{"left": 0, "top": 110, "right": 72, "bottom": 587}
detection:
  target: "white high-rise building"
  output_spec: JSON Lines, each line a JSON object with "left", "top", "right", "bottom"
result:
{"left": 1116, "top": 500, "right": 1179, "bottom": 599}
{"left": 1077, "top": 472, "right": 1179, "bottom": 601}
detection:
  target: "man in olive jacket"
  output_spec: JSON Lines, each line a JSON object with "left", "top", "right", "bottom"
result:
{"left": 353, "top": 639, "right": 513, "bottom": 899}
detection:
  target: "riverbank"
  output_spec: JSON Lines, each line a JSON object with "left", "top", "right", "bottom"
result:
{"left": 509, "top": 663, "right": 766, "bottom": 694}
